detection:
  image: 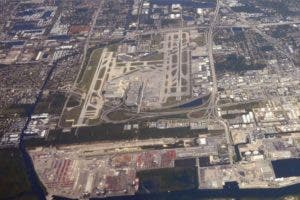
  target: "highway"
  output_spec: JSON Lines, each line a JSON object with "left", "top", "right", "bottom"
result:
{"left": 100, "top": 92, "right": 265, "bottom": 124}
{"left": 206, "top": 0, "right": 220, "bottom": 117}
{"left": 59, "top": 0, "right": 296, "bottom": 163}
{"left": 60, "top": 0, "right": 300, "bottom": 128}
{"left": 205, "top": 0, "right": 234, "bottom": 164}
{"left": 130, "top": 20, "right": 300, "bottom": 37}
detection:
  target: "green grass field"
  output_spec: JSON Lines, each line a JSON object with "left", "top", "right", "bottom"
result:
{"left": 192, "top": 34, "right": 206, "bottom": 46}
{"left": 140, "top": 52, "right": 164, "bottom": 61}
{"left": 78, "top": 48, "right": 103, "bottom": 91}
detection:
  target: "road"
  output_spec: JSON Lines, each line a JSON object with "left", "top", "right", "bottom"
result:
{"left": 131, "top": 20, "right": 300, "bottom": 37}
{"left": 206, "top": 0, "right": 220, "bottom": 117}
{"left": 221, "top": 2, "right": 296, "bottom": 63}
{"left": 101, "top": 95, "right": 265, "bottom": 124}
{"left": 177, "top": 29, "right": 183, "bottom": 101}
{"left": 136, "top": 0, "right": 144, "bottom": 30}
{"left": 205, "top": 0, "right": 234, "bottom": 164}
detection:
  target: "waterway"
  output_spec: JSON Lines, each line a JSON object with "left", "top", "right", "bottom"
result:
{"left": 52, "top": 183, "right": 300, "bottom": 200}
{"left": 51, "top": 158, "right": 300, "bottom": 200}
{"left": 177, "top": 97, "right": 203, "bottom": 108}
{"left": 19, "top": 61, "right": 61, "bottom": 200}
{"left": 15, "top": 0, "right": 300, "bottom": 197}
{"left": 272, "top": 158, "right": 300, "bottom": 178}
{"left": 17, "top": 59, "right": 300, "bottom": 200}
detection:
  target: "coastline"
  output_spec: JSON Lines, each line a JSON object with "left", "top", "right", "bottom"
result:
{"left": 51, "top": 181, "right": 300, "bottom": 200}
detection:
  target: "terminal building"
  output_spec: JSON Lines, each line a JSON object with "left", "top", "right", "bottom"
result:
{"left": 125, "top": 81, "right": 143, "bottom": 107}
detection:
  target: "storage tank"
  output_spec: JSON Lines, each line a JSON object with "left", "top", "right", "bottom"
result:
{"left": 253, "top": 150, "right": 259, "bottom": 155}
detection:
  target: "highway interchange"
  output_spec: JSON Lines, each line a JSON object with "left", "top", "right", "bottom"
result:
{"left": 59, "top": 0, "right": 300, "bottom": 129}
{"left": 59, "top": 0, "right": 298, "bottom": 167}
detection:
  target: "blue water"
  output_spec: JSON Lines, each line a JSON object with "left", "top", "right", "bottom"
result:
{"left": 48, "top": 35, "right": 70, "bottom": 41}
{"left": 19, "top": 62, "right": 61, "bottom": 200}
{"left": 12, "top": 23, "right": 37, "bottom": 33}
{"left": 272, "top": 158, "right": 300, "bottom": 178}
{"left": 80, "top": 182, "right": 300, "bottom": 200}
{"left": 0, "top": 40, "right": 25, "bottom": 48}
{"left": 232, "top": 27, "right": 243, "bottom": 34}
{"left": 16, "top": 10, "right": 36, "bottom": 17}
{"left": 41, "top": 11, "right": 52, "bottom": 20}
{"left": 183, "top": 15, "right": 194, "bottom": 21}
{"left": 178, "top": 98, "right": 203, "bottom": 108}
{"left": 16, "top": 0, "right": 299, "bottom": 198}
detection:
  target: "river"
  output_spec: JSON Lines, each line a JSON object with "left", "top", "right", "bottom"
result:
{"left": 19, "top": 60, "right": 61, "bottom": 200}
